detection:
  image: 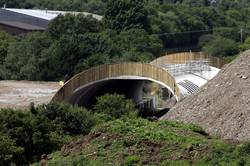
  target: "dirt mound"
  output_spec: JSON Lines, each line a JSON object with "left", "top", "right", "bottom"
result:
{"left": 161, "top": 50, "right": 250, "bottom": 141}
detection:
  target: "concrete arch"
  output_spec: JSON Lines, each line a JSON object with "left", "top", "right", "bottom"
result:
{"left": 151, "top": 52, "right": 226, "bottom": 69}
{"left": 52, "top": 63, "right": 181, "bottom": 105}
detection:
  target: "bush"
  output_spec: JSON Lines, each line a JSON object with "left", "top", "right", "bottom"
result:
{"left": 94, "top": 93, "right": 137, "bottom": 119}
{"left": 0, "top": 102, "right": 96, "bottom": 165}
{"left": 239, "top": 37, "right": 250, "bottom": 51}
{"left": 38, "top": 102, "right": 96, "bottom": 135}
{"left": 0, "top": 133, "right": 24, "bottom": 165}
{"left": 202, "top": 36, "right": 239, "bottom": 57}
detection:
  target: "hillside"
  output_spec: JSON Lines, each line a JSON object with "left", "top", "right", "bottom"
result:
{"left": 33, "top": 118, "right": 250, "bottom": 166}
{"left": 161, "top": 50, "right": 250, "bottom": 141}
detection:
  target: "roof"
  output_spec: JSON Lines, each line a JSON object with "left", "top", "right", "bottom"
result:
{"left": 3, "top": 8, "right": 103, "bottom": 21}
{"left": 0, "top": 21, "right": 45, "bottom": 30}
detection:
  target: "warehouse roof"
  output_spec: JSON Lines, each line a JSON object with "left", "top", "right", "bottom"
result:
{"left": 0, "top": 21, "right": 45, "bottom": 30}
{"left": 3, "top": 8, "right": 103, "bottom": 21}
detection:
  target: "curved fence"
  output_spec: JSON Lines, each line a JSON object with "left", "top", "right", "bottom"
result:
{"left": 151, "top": 52, "right": 226, "bottom": 69}
{"left": 52, "top": 63, "right": 181, "bottom": 102}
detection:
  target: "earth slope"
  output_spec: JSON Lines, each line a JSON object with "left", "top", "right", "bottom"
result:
{"left": 161, "top": 50, "right": 250, "bottom": 141}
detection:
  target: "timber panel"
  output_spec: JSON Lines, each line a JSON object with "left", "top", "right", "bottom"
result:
{"left": 52, "top": 63, "right": 181, "bottom": 102}
{"left": 151, "top": 52, "right": 226, "bottom": 69}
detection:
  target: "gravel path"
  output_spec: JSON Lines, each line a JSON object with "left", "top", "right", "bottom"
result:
{"left": 0, "top": 80, "right": 60, "bottom": 109}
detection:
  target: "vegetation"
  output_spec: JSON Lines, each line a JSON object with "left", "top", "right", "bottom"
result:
{"left": 1, "top": 93, "right": 249, "bottom": 165}
{"left": 34, "top": 118, "right": 250, "bottom": 165}
{"left": 0, "top": 94, "right": 137, "bottom": 165}
{"left": 1, "top": 1, "right": 250, "bottom": 164}
{"left": 1, "top": 0, "right": 250, "bottom": 80}
{"left": 94, "top": 93, "right": 137, "bottom": 119}
{"left": 0, "top": 102, "right": 96, "bottom": 165}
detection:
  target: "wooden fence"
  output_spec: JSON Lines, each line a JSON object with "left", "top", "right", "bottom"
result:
{"left": 52, "top": 63, "right": 181, "bottom": 102}
{"left": 151, "top": 52, "right": 226, "bottom": 69}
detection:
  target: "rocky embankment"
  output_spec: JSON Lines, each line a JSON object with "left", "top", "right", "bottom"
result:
{"left": 161, "top": 50, "right": 250, "bottom": 141}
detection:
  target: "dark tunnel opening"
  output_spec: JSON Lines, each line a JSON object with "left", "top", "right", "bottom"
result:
{"left": 69, "top": 79, "right": 144, "bottom": 109}
{"left": 68, "top": 79, "right": 177, "bottom": 110}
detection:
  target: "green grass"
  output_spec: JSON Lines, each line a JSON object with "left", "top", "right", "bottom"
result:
{"left": 34, "top": 118, "right": 250, "bottom": 166}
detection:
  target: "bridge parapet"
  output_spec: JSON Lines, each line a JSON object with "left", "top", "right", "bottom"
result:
{"left": 52, "top": 63, "right": 181, "bottom": 103}
{"left": 151, "top": 52, "right": 226, "bottom": 69}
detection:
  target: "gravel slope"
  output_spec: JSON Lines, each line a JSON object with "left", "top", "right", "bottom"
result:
{"left": 161, "top": 50, "right": 250, "bottom": 141}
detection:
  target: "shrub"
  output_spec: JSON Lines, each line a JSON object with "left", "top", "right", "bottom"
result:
{"left": 37, "top": 102, "right": 96, "bottom": 135}
{"left": 202, "top": 36, "right": 239, "bottom": 57}
{"left": 0, "top": 102, "right": 96, "bottom": 165}
{"left": 0, "top": 133, "right": 24, "bottom": 165}
{"left": 94, "top": 93, "right": 137, "bottom": 119}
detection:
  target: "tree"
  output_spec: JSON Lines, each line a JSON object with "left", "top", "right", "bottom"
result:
{"left": 239, "top": 37, "right": 250, "bottom": 51}
{"left": 104, "top": 0, "right": 150, "bottom": 32}
{"left": 48, "top": 13, "right": 103, "bottom": 39}
{"left": 94, "top": 93, "right": 136, "bottom": 119}
{"left": 117, "top": 28, "right": 163, "bottom": 57}
{"left": 0, "top": 133, "right": 23, "bottom": 165}
{"left": 0, "top": 31, "right": 14, "bottom": 79}
{"left": 0, "top": 31, "right": 13, "bottom": 65}
{"left": 202, "top": 36, "right": 239, "bottom": 57}
{"left": 2, "top": 32, "right": 52, "bottom": 80}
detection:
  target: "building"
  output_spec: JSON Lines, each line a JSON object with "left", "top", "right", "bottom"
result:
{"left": 0, "top": 8, "right": 102, "bottom": 35}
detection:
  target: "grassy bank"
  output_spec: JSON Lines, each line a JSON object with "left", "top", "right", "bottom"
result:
{"left": 37, "top": 118, "right": 250, "bottom": 166}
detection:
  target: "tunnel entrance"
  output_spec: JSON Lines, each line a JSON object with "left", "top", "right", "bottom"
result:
{"left": 68, "top": 79, "right": 177, "bottom": 110}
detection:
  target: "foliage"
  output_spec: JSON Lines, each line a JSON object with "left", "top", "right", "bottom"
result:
{"left": 37, "top": 102, "right": 96, "bottom": 135}
{"left": 0, "top": 31, "right": 13, "bottom": 64}
{"left": 202, "top": 36, "right": 239, "bottom": 57}
{"left": 48, "top": 14, "right": 103, "bottom": 39}
{"left": 0, "top": 32, "right": 52, "bottom": 80}
{"left": 2, "top": 0, "right": 249, "bottom": 81}
{"left": 0, "top": 102, "right": 96, "bottom": 165}
{"left": 94, "top": 93, "right": 137, "bottom": 119}
{"left": 0, "top": 133, "right": 24, "bottom": 165}
{"left": 0, "top": 31, "right": 14, "bottom": 79}
{"left": 42, "top": 118, "right": 250, "bottom": 165}
{"left": 104, "top": 0, "right": 150, "bottom": 32}
{"left": 239, "top": 37, "right": 250, "bottom": 51}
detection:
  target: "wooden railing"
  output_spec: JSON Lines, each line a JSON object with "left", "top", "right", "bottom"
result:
{"left": 52, "top": 63, "right": 181, "bottom": 102}
{"left": 151, "top": 52, "right": 226, "bottom": 69}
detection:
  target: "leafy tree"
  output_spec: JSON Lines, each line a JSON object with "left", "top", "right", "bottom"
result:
{"left": 0, "top": 102, "right": 96, "bottom": 165}
{"left": 48, "top": 13, "right": 103, "bottom": 39}
{"left": 38, "top": 102, "right": 96, "bottom": 135}
{"left": 0, "top": 31, "right": 13, "bottom": 65}
{"left": 117, "top": 28, "right": 163, "bottom": 57}
{"left": 1, "top": 32, "right": 52, "bottom": 80}
{"left": 104, "top": 0, "right": 150, "bottom": 32}
{"left": 0, "top": 31, "right": 14, "bottom": 79}
{"left": 94, "top": 93, "right": 137, "bottom": 119}
{"left": 0, "top": 133, "right": 24, "bottom": 165}
{"left": 198, "top": 34, "right": 216, "bottom": 48}
{"left": 239, "top": 37, "right": 250, "bottom": 51}
{"left": 202, "top": 36, "right": 239, "bottom": 57}
{"left": 45, "top": 32, "right": 113, "bottom": 79}
{"left": 74, "top": 53, "right": 110, "bottom": 73}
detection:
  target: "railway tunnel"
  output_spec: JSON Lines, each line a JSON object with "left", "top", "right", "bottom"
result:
{"left": 52, "top": 52, "right": 226, "bottom": 109}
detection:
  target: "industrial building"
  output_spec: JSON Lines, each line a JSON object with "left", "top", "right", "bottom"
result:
{"left": 0, "top": 8, "right": 102, "bottom": 35}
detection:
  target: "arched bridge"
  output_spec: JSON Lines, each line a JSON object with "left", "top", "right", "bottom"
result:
{"left": 52, "top": 52, "right": 226, "bottom": 108}
{"left": 52, "top": 63, "right": 181, "bottom": 108}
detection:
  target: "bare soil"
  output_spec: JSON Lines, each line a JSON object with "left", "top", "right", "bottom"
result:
{"left": 161, "top": 50, "right": 250, "bottom": 141}
{"left": 0, "top": 80, "right": 59, "bottom": 109}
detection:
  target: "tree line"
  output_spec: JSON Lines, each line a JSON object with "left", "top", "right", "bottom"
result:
{"left": 1, "top": 0, "right": 250, "bottom": 81}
